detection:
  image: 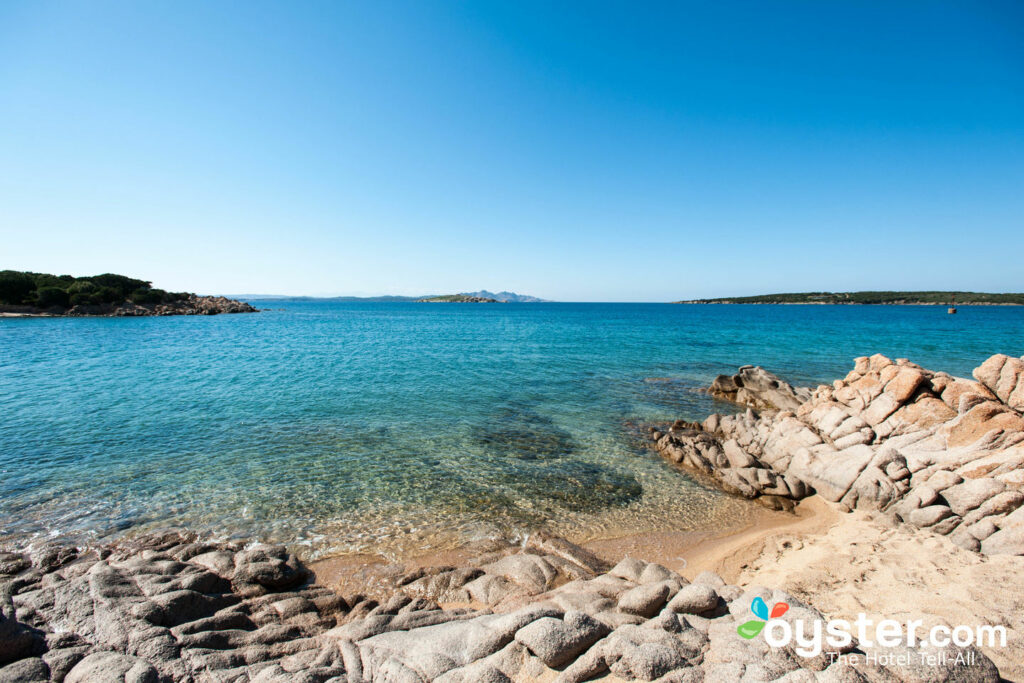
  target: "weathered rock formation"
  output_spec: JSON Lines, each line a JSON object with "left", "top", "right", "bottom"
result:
{"left": 0, "top": 530, "right": 1000, "bottom": 682}
{"left": 709, "top": 365, "right": 812, "bottom": 413}
{"left": 65, "top": 295, "right": 258, "bottom": 317}
{"left": 654, "top": 353, "right": 1024, "bottom": 555}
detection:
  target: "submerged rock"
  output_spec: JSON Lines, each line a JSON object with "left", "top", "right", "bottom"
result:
{"left": 472, "top": 407, "right": 578, "bottom": 461}
{"left": 515, "top": 460, "right": 643, "bottom": 511}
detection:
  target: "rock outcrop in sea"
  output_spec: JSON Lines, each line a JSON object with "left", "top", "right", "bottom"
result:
{"left": 707, "top": 365, "right": 812, "bottom": 413}
{"left": 64, "top": 295, "right": 258, "bottom": 317}
{"left": 1, "top": 295, "right": 258, "bottom": 317}
{"left": 653, "top": 353, "right": 1024, "bottom": 554}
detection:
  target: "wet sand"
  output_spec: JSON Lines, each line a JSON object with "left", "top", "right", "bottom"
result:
{"left": 311, "top": 539, "right": 508, "bottom": 601}
{"left": 309, "top": 496, "right": 832, "bottom": 599}
{"left": 583, "top": 495, "right": 837, "bottom": 582}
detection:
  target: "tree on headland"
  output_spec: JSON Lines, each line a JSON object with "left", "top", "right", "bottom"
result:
{"left": 0, "top": 270, "right": 189, "bottom": 309}
{"left": 35, "top": 286, "right": 71, "bottom": 309}
{"left": 0, "top": 270, "right": 37, "bottom": 305}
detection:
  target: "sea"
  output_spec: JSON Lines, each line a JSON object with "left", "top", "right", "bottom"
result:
{"left": 3, "top": 302, "right": 1022, "bottom": 559}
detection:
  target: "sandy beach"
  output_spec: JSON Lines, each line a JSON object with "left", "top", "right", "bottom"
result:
{"left": 737, "top": 498, "right": 1024, "bottom": 679}
{"left": 586, "top": 493, "right": 1024, "bottom": 679}
{"left": 308, "top": 487, "right": 1023, "bottom": 678}
{"left": 308, "top": 499, "right": 826, "bottom": 605}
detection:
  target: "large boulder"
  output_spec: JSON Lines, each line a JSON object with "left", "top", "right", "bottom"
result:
{"left": 709, "top": 366, "right": 811, "bottom": 412}
{"left": 0, "top": 613, "right": 43, "bottom": 666}
{"left": 945, "top": 402, "right": 1024, "bottom": 448}
{"left": 64, "top": 652, "right": 159, "bottom": 683}
{"left": 513, "top": 611, "right": 609, "bottom": 668}
{"left": 617, "top": 583, "right": 672, "bottom": 617}
{"left": 973, "top": 354, "right": 1024, "bottom": 411}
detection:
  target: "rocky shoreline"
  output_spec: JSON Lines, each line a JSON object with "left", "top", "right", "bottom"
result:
{"left": 0, "top": 295, "right": 258, "bottom": 317}
{"left": 652, "top": 353, "right": 1024, "bottom": 555}
{"left": 3, "top": 528, "right": 1004, "bottom": 682}
{"left": 2, "top": 354, "right": 1022, "bottom": 682}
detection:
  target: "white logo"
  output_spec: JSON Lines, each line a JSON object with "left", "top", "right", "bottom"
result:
{"left": 761, "top": 613, "right": 1006, "bottom": 659}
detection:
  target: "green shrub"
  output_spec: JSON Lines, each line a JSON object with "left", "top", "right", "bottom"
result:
{"left": 35, "top": 286, "right": 70, "bottom": 309}
{"left": 130, "top": 288, "right": 165, "bottom": 304}
{"left": 69, "top": 291, "right": 98, "bottom": 306}
{"left": 90, "top": 273, "right": 151, "bottom": 298}
{"left": 94, "top": 286, "right": 123, "bottom": 304}
{"left": 67, "top": 280, "right": 96, "bottom": 295}
{"left": 0, "top": 270, "right": 36, "bottom": 305}
{"left": 31, "top": 273, "right": 73, "bottom": 290}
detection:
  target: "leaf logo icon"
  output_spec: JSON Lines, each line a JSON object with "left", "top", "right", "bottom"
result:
{"left": 736, "top": 597, "right": 789, "bottom": 640}
{"left": 737, "top": 619, "right": 764, "bottom": 639}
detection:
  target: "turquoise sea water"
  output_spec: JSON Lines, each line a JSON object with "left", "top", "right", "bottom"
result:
{"left": 2, "top": 303, "right": 1023, "bottom": 558}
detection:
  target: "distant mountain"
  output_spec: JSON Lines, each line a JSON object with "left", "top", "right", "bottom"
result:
{"left": 418, "top": 294, "right": 499, "bottom": 303}
{"left": 462, "top": 290, "right": 547, "bottom": 303}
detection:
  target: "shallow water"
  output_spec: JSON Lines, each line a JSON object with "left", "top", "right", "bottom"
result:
{"left": 2, "top": 302, "right": 1022, "bottom": 558}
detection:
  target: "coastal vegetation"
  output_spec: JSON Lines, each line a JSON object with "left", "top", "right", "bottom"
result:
{"left": 0, "top": 269, "right": 256, "bottom": 316}
{"left": 0, "top": 270, "right": 188, "bottom": 308}
{"left": 674, "top": 291, "right": 1024, "bottom": 305}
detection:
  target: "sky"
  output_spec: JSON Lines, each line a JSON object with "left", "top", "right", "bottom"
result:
{"left": 1, "top": 1, "right": 1022, "bottom": 302}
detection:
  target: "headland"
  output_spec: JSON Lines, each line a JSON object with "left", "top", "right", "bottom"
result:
{"left": 0, "top": 270, "right": 257, "bottom": 317}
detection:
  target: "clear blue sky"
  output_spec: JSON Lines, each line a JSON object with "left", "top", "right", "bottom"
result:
{"left": 1, "top": 1, "right": 1022, "bottom": 301}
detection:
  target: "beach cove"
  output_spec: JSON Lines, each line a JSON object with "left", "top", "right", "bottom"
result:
{"left": 5, "top": 0, "right": 1023, "bottom": 677}
{"left": 3, "top": 339, "right": 1024, "bottom": 680}
{"left": 3, "top": 304, "right": 1024, "bottom": 681}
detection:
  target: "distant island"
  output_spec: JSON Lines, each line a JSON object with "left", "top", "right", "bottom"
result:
{"left": 418, "top": 294, "right": 499, "bottom": 303}
{"left": 228, "top": 290, "right": 548, "bottom": 303}
{"left": 674, "top": 291, "right": 1024, "bottom": 305}
{"left": 461, "top": 290, "right": 547, "bottom": 303}
{"left": 417, "top": 291, "right": 549, "bottom": 303}
{"left": 0, "top": 270, "right": 257, "bottom": 316}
